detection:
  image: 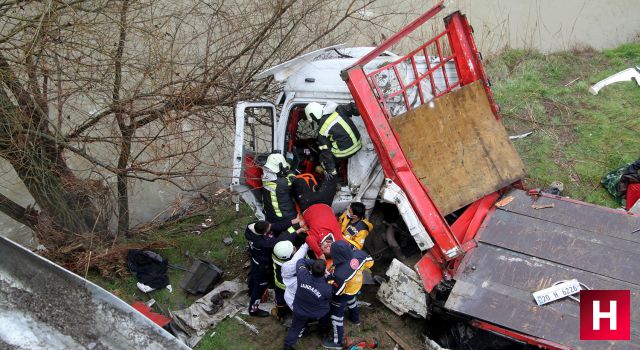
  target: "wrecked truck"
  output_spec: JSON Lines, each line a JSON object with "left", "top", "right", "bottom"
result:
{"left": 231, "top": 2, "right": 640, "bottom": 349}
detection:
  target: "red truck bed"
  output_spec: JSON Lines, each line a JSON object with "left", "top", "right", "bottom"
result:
{"left": 446, "top": 189, "right": 640, "bottom": 349}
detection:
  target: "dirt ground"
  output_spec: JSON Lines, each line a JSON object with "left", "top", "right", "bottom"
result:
{"left": 228, "top": 285, "right": 427, "bottom": 350}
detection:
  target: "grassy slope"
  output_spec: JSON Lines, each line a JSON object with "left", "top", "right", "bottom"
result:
{"left": 89, "top": 204, "right": 260, "bottom": 350}
{"left": 488, "top": 43, "right": 640, "bottom": 207}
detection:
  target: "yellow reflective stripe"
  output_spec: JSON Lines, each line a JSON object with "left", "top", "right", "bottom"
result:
{"left": 264, "top": 182, "right": 282, "bottom": 217}
{"left": 287, "top": 226, "right": 295, "bottom": 233}
{"left": 332, "top": 140, "right": 362, "bottom": 157}
{"left": 319, "top": 112, "right": 340, "bottom": 136}
{"left": 273, "top": 262, "right": 286, "bottom": 289}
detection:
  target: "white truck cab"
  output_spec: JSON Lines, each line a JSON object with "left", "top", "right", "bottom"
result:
{"left": 231, "top": 44, "right": 456, "bottom": 251}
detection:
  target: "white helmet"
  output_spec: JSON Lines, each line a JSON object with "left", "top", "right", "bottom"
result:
{"left": 305, "top": 102, "right": 324, "bottom": 121}
{"left": 273, "top": 240, "right": 295, "bottom": 265}
{"left": 264, "top": 153, "right": 289, "bottom": 174}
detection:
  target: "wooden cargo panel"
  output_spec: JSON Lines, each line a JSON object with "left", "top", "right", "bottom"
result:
{"left": 389, "top": 81, "right": 525, "bottom": 215}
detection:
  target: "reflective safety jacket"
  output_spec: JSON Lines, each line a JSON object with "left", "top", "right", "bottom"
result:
{"left": 329, "top": 240, "right": 374, "bottom": 296}
{"left": 317, "top": 104, "right": 362, "bottom": 159}
{"left": 262, "top": 173, "right": 297, "bottom": 232}
{"left": 338, "top": 211, "right": 373, "bottom": 250}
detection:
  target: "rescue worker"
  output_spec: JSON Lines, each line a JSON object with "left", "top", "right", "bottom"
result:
{"left": 304, "top": 102, "right": 362, "bottom": 175}
{"left": 272, "top": 240, "right": 296, "bottom": 322}
{"left": 284, "top": 259, "right": 332, "bottom": 350}
{"left": 282, "top": 243, "right": 309, "bottom": 311}
{"left": 262, "top": 153, "right": 298, "bottom": 234}
{"left": 338, "top": 202, "right": 373, "bottom": 250}
{"left": 245, "top": 218, "right": 300, "bottom": 317}
{"left": 322, "top": 240, "right": 374, "bottom": 349}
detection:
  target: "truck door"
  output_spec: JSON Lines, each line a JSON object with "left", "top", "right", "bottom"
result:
{"left": 231, "top": 101, "right": 276, "bottom": 218}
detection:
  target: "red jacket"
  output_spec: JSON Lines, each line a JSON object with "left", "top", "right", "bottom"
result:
{"left": 302, "top": 203, "right": 343, "bottom": 257}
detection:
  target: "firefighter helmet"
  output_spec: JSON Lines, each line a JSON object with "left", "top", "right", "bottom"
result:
{"left": 305, "top": 102, "right": 324, "bottom": 121}
{"left": 273, "top": 240, "right": 295, "bottom": 264}
{"left": 264, "top": 153, "right": 289, "bottom": 174}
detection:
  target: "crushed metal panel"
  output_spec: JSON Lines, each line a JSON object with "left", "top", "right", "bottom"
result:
{"left": 377, "top": 259, "right": 427, "bottom": 318}
{"left": 389, "top": 81, "right": 525, "bottom": 215}
{"left": 446, "top": 191, "right": 640, "bottom": 349}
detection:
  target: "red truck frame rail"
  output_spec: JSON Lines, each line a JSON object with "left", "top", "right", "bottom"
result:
{"left": 342, "top": 0, "right": 499, "bottom": 285}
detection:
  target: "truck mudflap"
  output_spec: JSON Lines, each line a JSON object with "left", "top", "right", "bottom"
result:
{"left": 445, "top": 189, "right": 640, "bottom": 349}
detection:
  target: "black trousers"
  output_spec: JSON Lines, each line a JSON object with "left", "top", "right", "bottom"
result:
{"left": 293, "top": 175, "right": 338, "bottom": 212}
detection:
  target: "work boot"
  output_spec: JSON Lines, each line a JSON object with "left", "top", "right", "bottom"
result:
{"left": 249, "top": 308, "right": 269, "bottom": 317}
{"left": 321, "top": 337, "right": 342, "bottom": 349}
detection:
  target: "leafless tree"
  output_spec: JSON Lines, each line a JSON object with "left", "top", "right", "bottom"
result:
{"left": 0, "top": 0, "right": 400, "bottom": 248}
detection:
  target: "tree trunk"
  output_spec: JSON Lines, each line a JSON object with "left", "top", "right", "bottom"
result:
{"left": 116, "top": 131, "right": 131, "bottom": 236}
{"left": 0, "top": 80, "right": 98, "bottom": 235}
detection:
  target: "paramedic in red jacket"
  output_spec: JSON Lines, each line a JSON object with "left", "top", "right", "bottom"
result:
{"left": 293, "top": 173, "right": 343, "bottom": 259}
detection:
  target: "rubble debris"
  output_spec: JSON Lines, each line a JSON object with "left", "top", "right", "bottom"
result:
{"left": 201, "top": 217, "right": 214, "bottom": 228}
{"left": 131, "top": 301, "right": 172, "bottom": 327}
{"left": 508, "top": 131, "right": 533, "bottom": 140}
{"left": 377, "top": 259, "right": 427, "bottom": 318}
{"left": 234, "top": 315, "right": 259, "bottom": 334}
{"left": 386, "top": 329, "right": 413, "bottom": 350}
{"left": 495, "top": 196, "right": 514, "bottom": 207}
{"left": 589, "top": 66, "right": 640, "bottom": 95}
{"left": 171, "top": 280, "right": 247, "bottom": 348}
{"left": 223, "top": 237, "right": 234, "bottom": 246}
{"left": 542, "top": 181, "right": 564, "bottom": 195}
{"left": 532, "top": 203, "right": 555, "bottom": 210}
{"left": 180, "top": 259, "right": 224, "bottom": 294}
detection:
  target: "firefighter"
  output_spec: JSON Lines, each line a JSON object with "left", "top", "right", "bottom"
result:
{"left": 262, "top": 153, "right": 298, "bottom": 234}
{"left": 245, "top": 219, "right": 299, "bottom": 317}
{"left": 338, "top": 202, "right": 373, "bottom": 250}
{"left": 272, "top": 240, "right": 296, "bottom": 322}
{"left": 304, "top": 102, "right": 362, "bottom": 175}
{"left": 322, "top": 240, "right": 374, "bottom": 349}
{"left": 284, "top": 259, "right": 332, "bottom": 350}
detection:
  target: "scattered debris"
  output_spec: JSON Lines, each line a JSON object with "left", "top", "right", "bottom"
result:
{"left": 180, "top": 259, "right": 224, "bottom": 294}
{"left": 234, "top": 315, "right": 259, "bottom": 334}
{"left": 386, "top": 329, "right": 413, "bottom": 350}
{"left": 131, "top": 300, "right": 172, "bottom": 327}
{"left": 127, "top": 249, "right": 171, "bottom": 292}
{"left": 377, "top": 259, "right": 427, "bottom": 318}
{"left": 542, "top": 181, "right": 564, "bottom": 196}
{"left": 495, "top": 196, "right": 514, "bottom": 207}
{"left": 564, "top": 76, "right": 581, "bottom": 87}
{"left": 346, "top": 337, "right": 379, "bottom": 349}
{"left": 589, "top": 66, "right": 640, "bottom": 95}
{"left": 223, "top": 237, "right": 234, "bottom": 246}
{"left": 532, "top": 203, "right": 555, "bottom": 210}
{"left": 171, "top": 280, "right": 248, "bottom": 348}
{"left": 190, "top": 230, "right": 202, "bottom": 235}
{"left": 201, "top": 217, "right": 214, "bottom": 228}
{"left": 508, "top": 131, "right": 533, "bottom": 140}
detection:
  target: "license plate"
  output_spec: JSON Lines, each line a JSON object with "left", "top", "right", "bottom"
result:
{"left": 532, "top": 279, "right": 581, "bottom": 306}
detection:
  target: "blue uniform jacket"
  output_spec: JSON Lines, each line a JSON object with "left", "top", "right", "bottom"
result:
{"left": 292, "top": 259, "right": 332, "bottom": 319}
{"left": 245, "top": 222, "right": 295, "bottom": 266}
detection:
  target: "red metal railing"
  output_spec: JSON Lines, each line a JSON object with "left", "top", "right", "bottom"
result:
{"left": 342, "top": 1, "right": 500, "bottom": 288}
{"left": 365, "top": 28, "right": 461, "bottom": 117}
